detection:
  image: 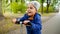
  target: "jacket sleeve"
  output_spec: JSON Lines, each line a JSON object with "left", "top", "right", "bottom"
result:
{"left": 31, "top": 15, "right": 42, "bottom": 30}
{"left": 16, "top": 14, "right": 28, "bottom": 24}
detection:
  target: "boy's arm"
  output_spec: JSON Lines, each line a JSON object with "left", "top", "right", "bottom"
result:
{"left": 15, "top": 14, "right": 28, "bottom": 24}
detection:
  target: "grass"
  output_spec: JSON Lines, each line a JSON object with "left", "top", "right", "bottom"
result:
{"left": 3, "top": 11, "right": 56, "bottom": 18}
{"left": 0, "top": 18, "right": 20, "bottom": 34}
{"left": 41, "top": 13, "right": 56, "bottom": 17}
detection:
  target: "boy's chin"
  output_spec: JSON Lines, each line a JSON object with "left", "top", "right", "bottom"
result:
{"left": 28, "top": 14, "right": 32, "bottom": 16}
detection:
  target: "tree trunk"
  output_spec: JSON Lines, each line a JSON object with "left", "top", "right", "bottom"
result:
{"left": 0, "top": 0, "right": 2, "bottom": 16}
{"left": 41, "top": 0, "right": 43, "bottom": 14}
{"left": 47, "top": 0, "right": 50, "bottom": 13}
{"left": 0, "top": 0, "right": 4, "bottom": 17}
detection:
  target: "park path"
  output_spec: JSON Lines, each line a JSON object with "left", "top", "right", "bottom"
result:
{"left": 42, "top": 13, "right": 60, "bottom": 34}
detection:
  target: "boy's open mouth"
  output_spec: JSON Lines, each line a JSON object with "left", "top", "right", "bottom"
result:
{"left": 28, "top": 12, "right": 31, "bottom": 13}
{"left": 28, "top": 11, "right": 32, "bottom": 13}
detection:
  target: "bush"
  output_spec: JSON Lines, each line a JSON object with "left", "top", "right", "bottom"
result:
{"left": 10, "top": 2, "right": 18, "bottom": 13}
{"left": 18, "top": 3, "right": 27, "bottom": 13}
{"left": 10, "top": 2, "right": 27, "bottom": 13}
{"left": 48, "top": 6, "right": 54, "bottom": 13}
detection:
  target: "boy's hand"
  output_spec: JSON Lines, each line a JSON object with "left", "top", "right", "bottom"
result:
{"left": 12, "top": 18, "right": 17, "bottom": 24}
{"left": 23, "top": 20, "right": 30, "bottom": 25}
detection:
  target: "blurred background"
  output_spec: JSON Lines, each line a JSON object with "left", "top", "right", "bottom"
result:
{"left": 0, "top": 0, "right": 60, "bottom": 34}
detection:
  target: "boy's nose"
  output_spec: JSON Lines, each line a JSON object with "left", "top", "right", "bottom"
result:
{"left": 27, "top": 10, "right": 31, "bottom": 12}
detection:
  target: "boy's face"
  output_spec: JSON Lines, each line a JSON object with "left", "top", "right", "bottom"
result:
{"left": 26, "top": 3, "right": 37, "bottom": 16}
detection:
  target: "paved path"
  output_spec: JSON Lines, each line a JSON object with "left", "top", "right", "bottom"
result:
{"left": 42, "top": 13, "right": 60, "bottom": 34}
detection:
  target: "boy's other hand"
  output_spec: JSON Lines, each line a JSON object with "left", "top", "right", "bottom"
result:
{"left": 23, "top": 20, "right": 30, "bottom": 25}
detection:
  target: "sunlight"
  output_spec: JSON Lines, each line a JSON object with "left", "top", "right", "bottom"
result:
{"left": 43, "top": 3, "right": 47, "bottom": 7}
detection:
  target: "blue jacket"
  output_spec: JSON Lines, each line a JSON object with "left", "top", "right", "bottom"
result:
{"left": 17, "top": 13, "right": 42, "bottom": 34}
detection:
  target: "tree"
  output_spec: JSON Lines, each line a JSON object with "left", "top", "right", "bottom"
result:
{"left": 40, "top": 0, "right": 45, "bottom": 14}
{"left": 0, "top": 0, "right": 4, "bottom": 17}
{"left": 21, "top": 0, "right": 25, "bottom": 3}
{"left": 52, "top": 0, "right": 58, "bottom": 6}
{"left": 46, "top": 0, "right": 51, "bottom": 13}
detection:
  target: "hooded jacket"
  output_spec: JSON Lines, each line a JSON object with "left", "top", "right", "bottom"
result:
{"left": 16, "top": 13, "right": 42, "bottom": 34}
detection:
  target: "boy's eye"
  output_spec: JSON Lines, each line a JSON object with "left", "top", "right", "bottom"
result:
{"left": 30, "top": 7, "right": 33, "bottom": 9}
{"left": 27, "top": 7, "right": 33, "bottom": 9}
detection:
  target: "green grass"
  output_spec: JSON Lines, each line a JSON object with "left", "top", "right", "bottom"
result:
{"left": 0, "top": 18, "right": 20, "bottom": 34}
{"left": 41, "top": 13, "right": 56, "bottom": 17}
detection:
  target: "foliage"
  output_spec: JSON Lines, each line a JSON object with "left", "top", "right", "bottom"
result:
{"left": 10, "top": 2, "right": 27, "bottom": 13}
{"left": 17, "top": 3, "right": 27, "bottom": 13}
{"left": 38, "top": 6, "right": 55, "bottom": 13}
